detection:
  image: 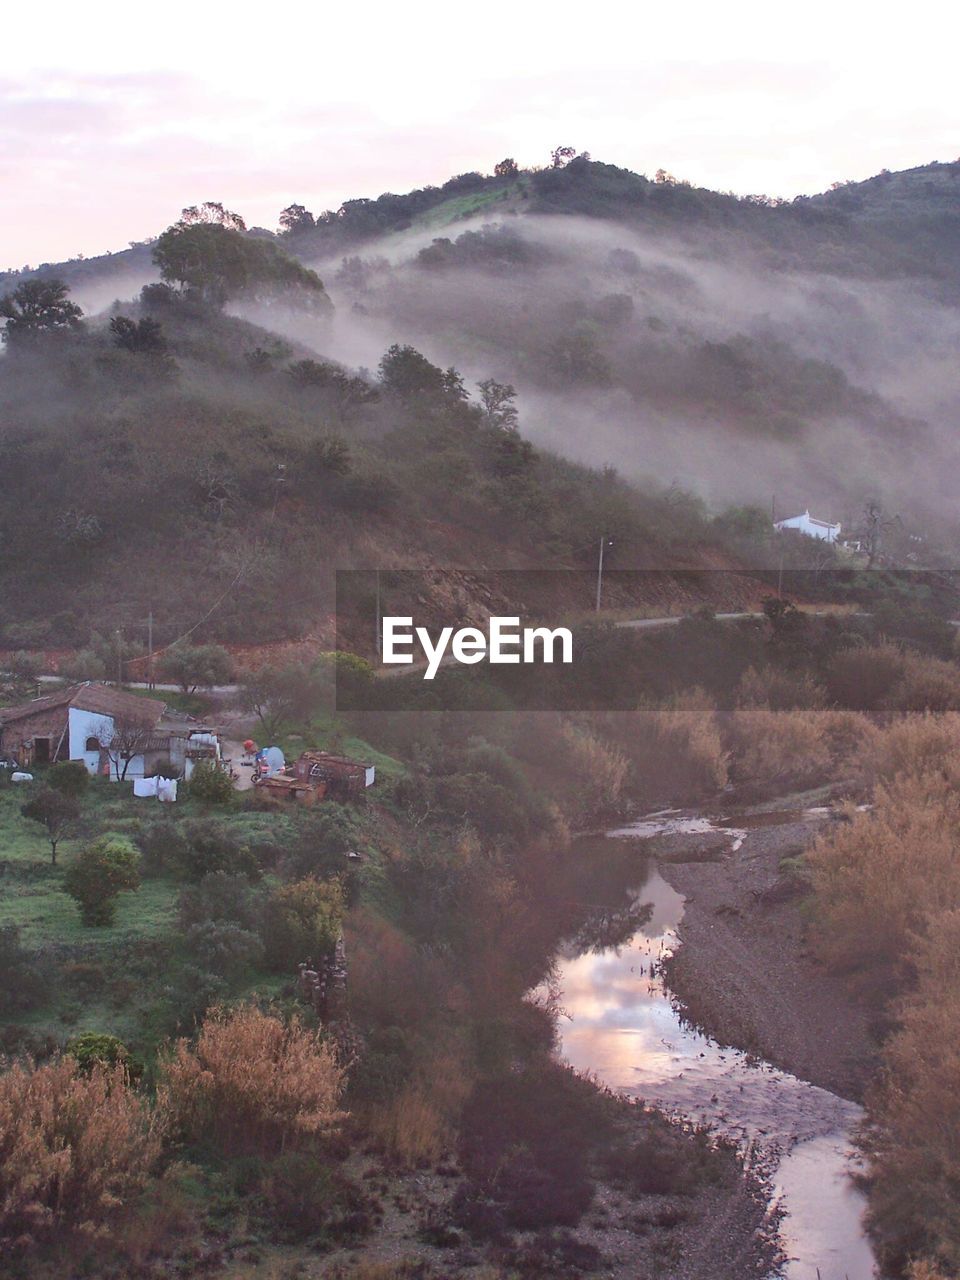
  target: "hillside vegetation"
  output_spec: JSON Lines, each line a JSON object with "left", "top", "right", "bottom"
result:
{"left": 3, "top": 158, "right": 960, "bottom": 651}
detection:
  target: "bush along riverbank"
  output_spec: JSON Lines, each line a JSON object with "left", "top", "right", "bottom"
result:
{"left": 0, "top": 705, "right": 785, "bottom": 1280}
{"left": 5, "top": 680, "right": 951, "bottom": 1278}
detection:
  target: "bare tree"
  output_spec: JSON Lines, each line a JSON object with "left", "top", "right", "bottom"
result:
{"left": 100, "top": 718, "right": 158, "bottom": 781}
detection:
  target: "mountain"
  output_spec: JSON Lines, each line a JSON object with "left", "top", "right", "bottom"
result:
{"left": 1, "top": 157, "right": 958, "bottom": 654}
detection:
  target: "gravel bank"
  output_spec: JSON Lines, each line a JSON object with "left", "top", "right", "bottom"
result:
{"left": 660, "top": 817, "right": 878, "bottom": 1102}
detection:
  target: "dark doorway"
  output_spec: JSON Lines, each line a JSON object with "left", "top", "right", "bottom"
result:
{"left": 33, "top": 738, "right": 51, "bottom": 764}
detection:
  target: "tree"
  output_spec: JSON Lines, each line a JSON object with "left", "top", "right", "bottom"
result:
{"left": 180, "top": 200, "right": 246, "bottom": 231}
{"left": 100, "top": 718, "right": 158, "bottom": 782}
{"left": 239, "top": 662, "right": 325, "bottom": 738}
{"left": 0, "top": 278, "right": 83, "bottom": 343}
{"left": 477, "top": 378, "right": 519, "bottom": 431}
{"left": 262, "top": 876, "right": 345, "bottom": 971}
{"left": 494, "top": 158, "right": 519, "bottom": 178}
{"left": 157, "top": 642, "right": 234, "bottom": 694}
{"left": 550, "top": 145, "right": 577, "bottom": 169}
{"left": 109, "top": 315, "right": 167, "bottom": 353}
{"left": 63, "top": 836, "right": 141, "bottom": 926}
{"left": 279, "top": 203, "right": 316, "bottom": 234}
{"left": 153, "top": 218, "right": 330, "bottom": 311}
{"left": 378, "top": 344, "right": 467, "bottom": 406}
{"left": 21, "top": 788, "right": 80, "bottom": 864}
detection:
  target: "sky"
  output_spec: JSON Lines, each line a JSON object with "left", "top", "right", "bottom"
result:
{"left": 1, "top": 0, "right": 958, "bottom": 268}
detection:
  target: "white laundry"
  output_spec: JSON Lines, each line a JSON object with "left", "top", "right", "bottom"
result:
{"left": 158, "top": 777, "right": 178, "bottom": 803}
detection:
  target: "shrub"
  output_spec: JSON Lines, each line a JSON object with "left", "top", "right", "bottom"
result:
{"left": 157, "top": 1005, "right": 346, "bottom": 1153}
{"left": 66, "top": 1031, "right": 132, "bottom": 1073}
{"left": 46, "top": 760, "right": 89, "bottom": 796}
{"left": 137, "top": 819, "right": 189, "bottom": 877}
{"left": 252, "top": 1151, "right": 375, "bottom": 1244}
{"left": 736, "top": 665, "right": 826, "bottom": 710}
{"left": 186, "top": 761, "right": 235, "bottom": 804}
{"left": 281, "top": 809, "right": 360, "bottom": 881}
{"left": 365, "top": 1086, "right": 452, "bottom": 1168}
{"left": 809, "top": 761, "right": 960, "bottom": 980}
{"left": 891, "top": 650, "right": 960, "bottom": 713}
{"left": 863, "top": 912, "right": 960, "bottom": 1276}
{"left": 262, "top": 876, "right": 345, "bottom": 972}
{"left": 63, "top": 835, "right": 141, "bottom": 926}
{"left": 728, "top": 707, "right": 830, "bottom": 788}
{"left": 0, "top": 1057, "right": 160, "bottom": 1248}
{"left": 555, "top": 723, "right": 628, "bottom": 821}
{"left": 726, "top": 708, "right": 871, "bottom": 791}
{"left": 616, "top": 692, "right": 728, "bottom": 802}
{"left": 173, "top": 819, "right": 260, "bottom": 882}
{"left": 184, "top": 921, "right": 263, "bottom": 981}
{"left": 0, "top": 926, "right": 49, "bottom": 1015}
{"left": 866, "top": 713, "right": 960, "bottom": 788}
{"left": 177, "top": 871, "right": 263, "bottom": 931}
{"left": 455, "top": 1066, "right": 605, "bottom": 1235}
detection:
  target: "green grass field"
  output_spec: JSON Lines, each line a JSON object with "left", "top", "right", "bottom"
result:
{"left": 0, "top": 737, "right": 399, "bottom": 1056}
{"left": 410, "top": 179, "right": 522, "bottom": 231}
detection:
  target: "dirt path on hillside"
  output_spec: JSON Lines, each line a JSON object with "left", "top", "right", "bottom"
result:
{"left": 659, "top": 818, "right": 878, "bottom": 1102}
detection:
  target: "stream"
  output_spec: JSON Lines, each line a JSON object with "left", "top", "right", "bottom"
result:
{"left": 549, "top": 812, "right": 877, "bottom": 1280}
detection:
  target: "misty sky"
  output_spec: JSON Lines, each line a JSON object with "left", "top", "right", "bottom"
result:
{"left": 2, "top": 0, "right": 958, "bottom": 268}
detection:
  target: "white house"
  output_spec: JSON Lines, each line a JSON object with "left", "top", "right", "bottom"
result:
{"left": 773, "top": 510, "right": 841, "bottom": 543}
{"left": 0, "top": 682, "right": 222, "bottom": 781}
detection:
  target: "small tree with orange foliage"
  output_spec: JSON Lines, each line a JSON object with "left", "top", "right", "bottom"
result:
{"left": 157, "top": 1005, "right": 346, "bottom": 1154}
{"left": 0, "top": 1057, "right": 159, "bottom": 1249}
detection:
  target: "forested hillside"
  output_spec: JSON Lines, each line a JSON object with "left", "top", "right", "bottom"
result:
{"left": 2, "top": 156, "right": 959, "bottom": 652}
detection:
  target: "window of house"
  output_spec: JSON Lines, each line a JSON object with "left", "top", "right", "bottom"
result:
{"left": 85, "top": 737, "right": 101, "bottom": 752}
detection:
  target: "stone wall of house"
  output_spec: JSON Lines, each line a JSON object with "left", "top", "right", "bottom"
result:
{"left": 0, "top": 708, "right": 71, "bottom": 763}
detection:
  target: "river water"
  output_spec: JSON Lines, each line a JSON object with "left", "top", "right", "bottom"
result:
{"left": 549, "top": 814, "right": 877, "bottom": 1280}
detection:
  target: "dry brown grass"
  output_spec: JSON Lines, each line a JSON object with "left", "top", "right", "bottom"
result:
{"left": 617, "top": 691, "right": 728, "bottom": 801}
{"left": 893, "top": 650, "right": 960, "bottom": 712}
{"left": 157, "top": 1005, "right": 346, "bottom": 1154}
{"left": 809, "top": 766, "right": 960, "bottom": 977}
{"left": 826, "top": 643, "right": 960, "bottom": 712}
{"left": 810, "top": 714, "right": 960, "bottom": 1270}
{"left": 365, "top": 1086, "right": 450, "bottom": 1167}
{"left": 864, "top": 913, "right": 960, "bottom": 1275}
{"left": 736, "top": 665, "right": 826, "bottom": 710}
{"left": 365, "top": 1043, "right": 474, "bottom": 1167}
{"left": 0, "top": 1057, "right": 160, "bottom": 1249}
{"left": 556, "top": 721, "right": 629, "bottom": 821}
{"left": 726, "top": 707, "right": 873, "bottom": 790}
{"left": 865, "top": 712, "right": 960, "bottom": 788}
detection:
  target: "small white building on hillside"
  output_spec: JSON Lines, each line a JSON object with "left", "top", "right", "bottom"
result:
{"left": 773, "top": 510, "right": 841, "bottom": 543}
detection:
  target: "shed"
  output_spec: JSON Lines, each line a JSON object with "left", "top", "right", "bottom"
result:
{"left": 294, "top": 751, "right": 375, "bottom": 798}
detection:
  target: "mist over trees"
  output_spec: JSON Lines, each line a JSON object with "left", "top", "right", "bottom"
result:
{"left": 2, "top": 154, "right": 960, "bottom": 654}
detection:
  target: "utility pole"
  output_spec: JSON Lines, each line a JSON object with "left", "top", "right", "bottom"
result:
{"left": 595, "top": 537, "right": 613, "bottom": 613}
{"left": 375, "top": 570, "right": 381, "bottom": 662}
{"left": 115, "top": 629, "right": 124, "bottom": 687}
{"left": 147, "top": 610, "right": 154, "bottom": 690}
